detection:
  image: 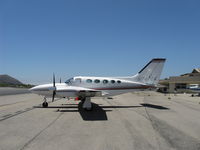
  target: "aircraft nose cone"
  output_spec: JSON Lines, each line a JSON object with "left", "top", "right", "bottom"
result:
{"left": 29, "top": 87, "right": 36, "bottom": 92}
{"left": 29, "top": 86, "right": 40, "bottom": 93}
{"left": 29, "top": 87, "right": 34, "bottom": 91}
{"left": 29, "top": 84, "right": 55, "bottom": 96}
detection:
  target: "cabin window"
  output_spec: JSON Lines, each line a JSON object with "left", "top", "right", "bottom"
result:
{"left": 111, "top": 80, "right": 115, "bottom": 84}
{"left": 94, "top": 79, "right": 100, "bottom": 83}
{"left": 117, "top": 80, "right": 121, "bottom": 83}
{"left": 103, "top": 80, "right": 108, "bottom": 84}
{"left": 86, "top": 79, "right": 92, "bottom": 83}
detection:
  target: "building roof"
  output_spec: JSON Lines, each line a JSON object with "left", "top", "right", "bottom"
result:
{"left": 192, "top": 68, "right": 200, "bottom": 73}
{"left": 159, "top": 68, "right": 200, "bottom": 85}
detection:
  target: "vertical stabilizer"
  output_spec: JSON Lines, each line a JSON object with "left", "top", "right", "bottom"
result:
{"left": 120, "top": 58, "right": 166, "bottom": 85}
{"left": 135, "top": 58, "right": 166, "bottom": 85}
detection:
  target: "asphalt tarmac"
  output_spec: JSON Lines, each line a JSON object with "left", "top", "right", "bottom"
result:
{"left": 0, "top": 87, "right": 30, "bottom": 96}
{"left": 0, "top": 91, "right": 200, "bottom": 150}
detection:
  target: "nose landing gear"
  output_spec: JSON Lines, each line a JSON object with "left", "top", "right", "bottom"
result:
{"left": 42, "top": 97, "right": 48, "bottom": 108}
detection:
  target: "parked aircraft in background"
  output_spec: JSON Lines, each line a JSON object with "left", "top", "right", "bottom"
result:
{"left": 30, "top": 58, "right": 166, "bottom": 110}
{"left": 188, "top": 84, "right": 200, "bottom": 97}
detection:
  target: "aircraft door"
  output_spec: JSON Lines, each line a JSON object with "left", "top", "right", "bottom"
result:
{"left": 75, "top": 78, "right": 81, "bottom": 85}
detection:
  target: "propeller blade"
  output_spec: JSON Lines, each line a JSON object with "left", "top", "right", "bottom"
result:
{"left": 60, "top": 78, "right": 61, "bottom": 83}
{"left": 53, "top": 73, "right": 55, "bottom": 87}
{"left": 52, "top": 91, "right": 56, "bottom": 102}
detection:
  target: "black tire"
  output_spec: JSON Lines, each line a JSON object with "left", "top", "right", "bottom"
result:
{"left": 84, "top": 107, "right": 93, "bottom": 111}
{"left": 42, "top": 102, "right": 48, "bottom": 108}
{"left": 84, "top": 104, "right": 93, "bottom": 111}
{"left": 81, "top": 97, "right": 86, "bottom": 103}
{"left": 191, "top": 94, "right": 194, "bottom": 97}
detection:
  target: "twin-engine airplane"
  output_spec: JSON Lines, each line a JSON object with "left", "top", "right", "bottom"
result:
{"left": 30, "top": 58, "right": 166, "bottom": 110}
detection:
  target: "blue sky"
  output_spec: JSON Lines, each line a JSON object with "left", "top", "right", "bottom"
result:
{"left": 1, "top": 0, "right": 200, "bottom": 84}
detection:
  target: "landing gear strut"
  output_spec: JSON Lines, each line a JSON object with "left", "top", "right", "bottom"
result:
{"left": 42, "top": 97, "right": 48, "bottom": 108}
{"left": 82, "top": 97, "right": 92, "bottom": 111}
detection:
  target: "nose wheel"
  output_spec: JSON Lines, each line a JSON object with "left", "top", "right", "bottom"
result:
{"left": 42, "top": 97, "right": 48, "bottom": 108}
{"left": 42, "top": 102, "right": 48, "bottom": 108}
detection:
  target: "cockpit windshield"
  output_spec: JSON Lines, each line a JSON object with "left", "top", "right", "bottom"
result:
{"left": 65, "top": 78, "right": 74, "bottom": 85}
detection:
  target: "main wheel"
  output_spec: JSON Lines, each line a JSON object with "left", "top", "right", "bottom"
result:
{"left": 84, "top": 103, "right": 93, "bottom": 111}
{"left": 84, "top": 107, "right": 93, "bottom": 111}
{"left": 42, "top": 102, "right": 48, "bottom": 108}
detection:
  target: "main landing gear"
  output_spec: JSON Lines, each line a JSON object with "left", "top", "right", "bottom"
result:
{"left": 82, "top": 97, "right": 92, "bottom": 111}
{"left": 42, "top": 97, "right": 48, "bottom": 108}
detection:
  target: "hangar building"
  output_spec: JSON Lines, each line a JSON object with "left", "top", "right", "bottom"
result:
{"left": 159, "top": 68, "right": 200, "bottom": 93}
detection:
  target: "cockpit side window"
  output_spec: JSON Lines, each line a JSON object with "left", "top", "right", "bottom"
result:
{"left": 75, "top": 78, "right": 81, "bottom": 83}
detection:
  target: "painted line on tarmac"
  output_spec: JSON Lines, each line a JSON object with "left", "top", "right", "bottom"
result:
{"left": 0, "top": 106, "right": 36, "bottom": 122}
{"left": 0, "top": 100, "right": 29, "bottom": 108}
{"left": 0, "top": 101, "right": 57, "bottom": 122}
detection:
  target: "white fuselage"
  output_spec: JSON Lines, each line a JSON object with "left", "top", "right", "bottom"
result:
{"left": 30, "top": 76, "right": 154, "bottom": 98}
{"left": 70, "top": 76, "right": 153, "bottom": 96}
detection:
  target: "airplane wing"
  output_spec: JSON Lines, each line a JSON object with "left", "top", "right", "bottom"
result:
{"left": 56, "top": 86, "right": 103, "bottom": 97}
{"left": 78, "top": 89, "right": 102, "bottom": 97}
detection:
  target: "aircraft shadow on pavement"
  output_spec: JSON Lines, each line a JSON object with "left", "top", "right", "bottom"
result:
{"left": 34, "top": 103, "right": 169, "bottom": 121}
{"left": 77, "top": 103, "right": 110, "bottom": 121}
{"left": 34, "top": 103, "right": 110, "bottom": 121}
{"left": 140, "top": 103, "right": 169, "bottom": 110}
{"left": 56, "top": 103, "right": 111, "bottom": 121}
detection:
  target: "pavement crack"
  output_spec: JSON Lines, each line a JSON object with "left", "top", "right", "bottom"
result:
{"left": 171, "top": 99, "right": 200, "bottom": 112}
{"left": 20, "top": 112, "right": 63, "bottom": 150}
{"left": 143, "top": 96, "right": 200, "bottom": 150}
{"left": 143, "top": 96, "right": 161, "bottom": 150}
{"left": 0, "top": 100, "right": 28, "bottom": 108}
{"left": 105, "top": 99, "right": 155, "bottom": 150}
{"left": 0, "top": 107, "right": 35, "bottom": 122}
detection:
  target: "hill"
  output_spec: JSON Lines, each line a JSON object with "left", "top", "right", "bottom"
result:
{"left": 0, "top": 75, "right": 22, "bottom": 85}
{"left": 0, "top": 75, "right": 33, "bottom": 88}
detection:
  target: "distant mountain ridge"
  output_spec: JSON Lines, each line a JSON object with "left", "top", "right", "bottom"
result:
{"left": 0, "top": 74, "right": 23, "bottom": 85}
{"left": 0, "top": 75, "right": 34, "bottom": 88}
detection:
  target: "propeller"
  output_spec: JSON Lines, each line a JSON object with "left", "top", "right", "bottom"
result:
{"left": 60, "top": 78, "right": 61, "bottom": 83}
{"left": 52, "top": 73, "right": 56, "bottom": 102}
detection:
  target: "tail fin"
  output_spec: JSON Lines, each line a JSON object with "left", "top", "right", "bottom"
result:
{"left": 130, "top": 58, "right": 166, "bottom": 85}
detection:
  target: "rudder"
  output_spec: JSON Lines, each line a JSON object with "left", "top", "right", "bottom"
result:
{"left": 133, "top": 58, "right": 166, "bottom": 85}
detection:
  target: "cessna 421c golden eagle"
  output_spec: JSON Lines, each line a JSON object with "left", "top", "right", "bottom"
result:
{"left": 30, "top": 58, "right": 166, "bottom": 111}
